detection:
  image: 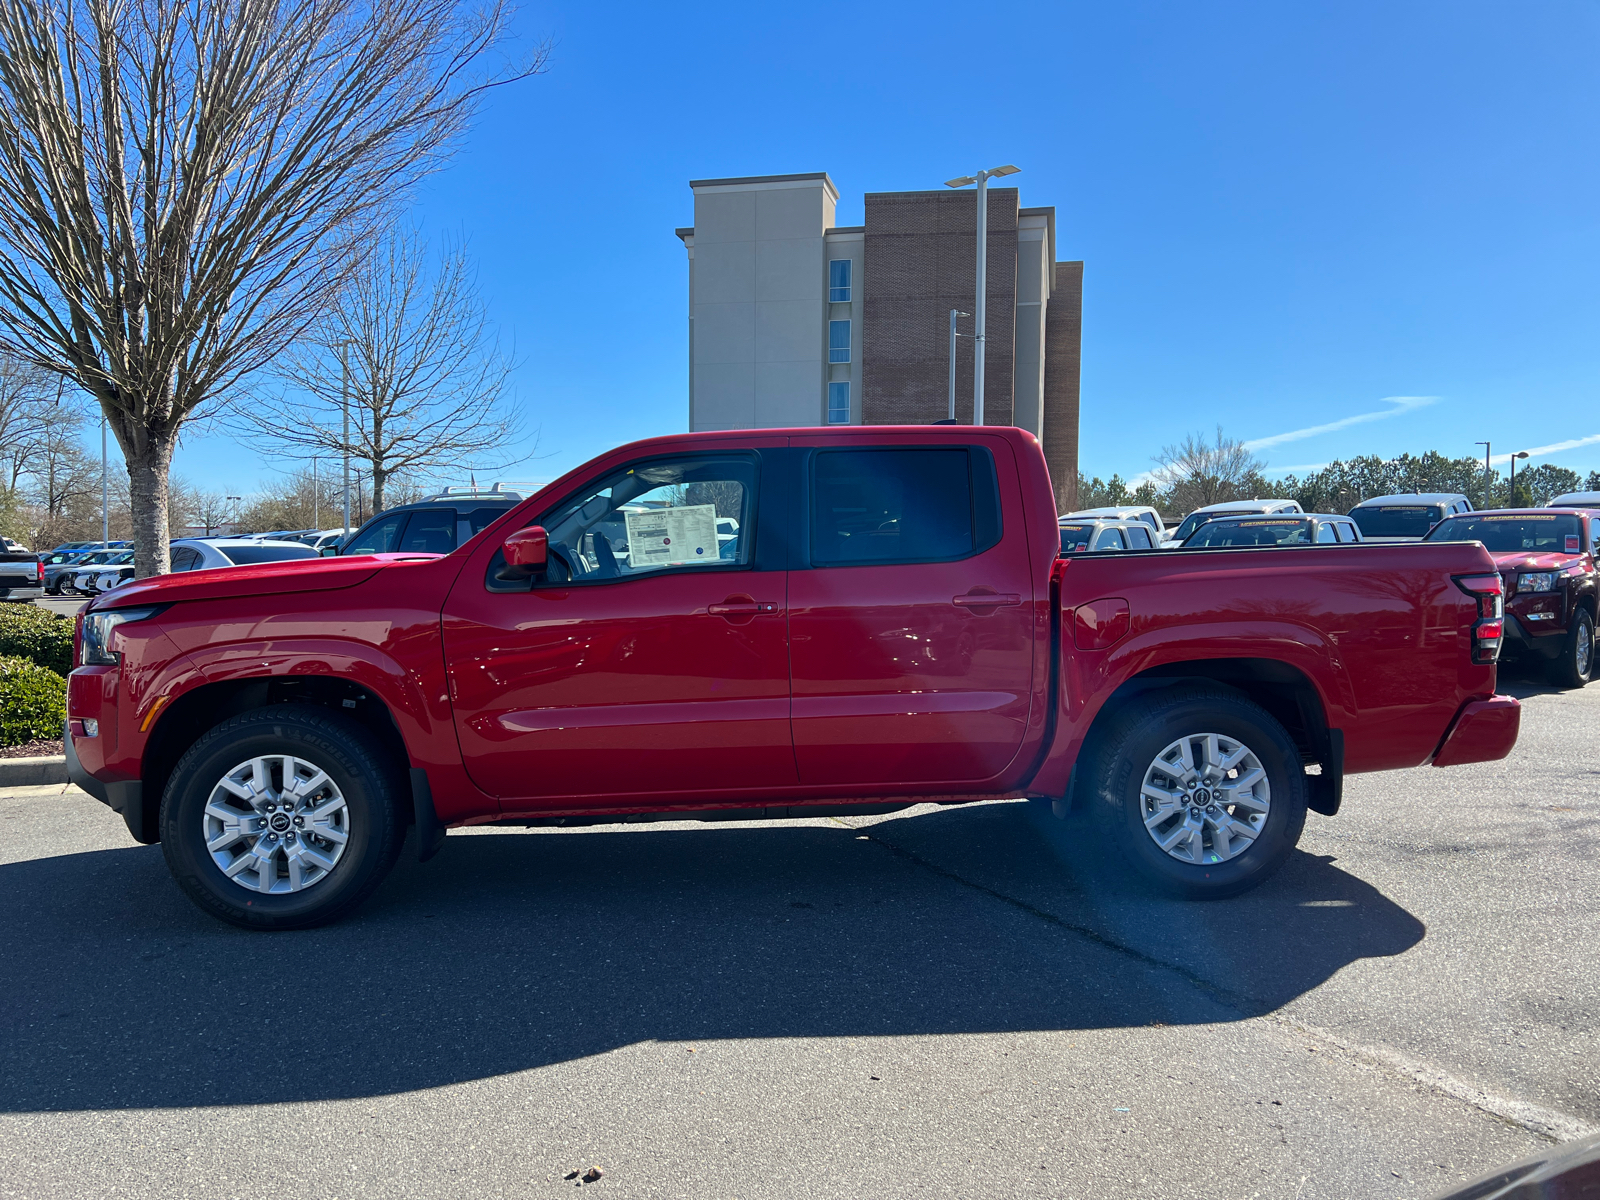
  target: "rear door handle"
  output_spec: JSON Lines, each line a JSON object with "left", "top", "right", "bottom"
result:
{"left": 708, "top": 600, "right": 780, "bottom": 615}
{"left": 952, "top": 592, "right": 1021, "bottom": 607}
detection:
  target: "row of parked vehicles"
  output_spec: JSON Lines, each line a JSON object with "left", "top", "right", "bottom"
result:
{"left": 1060, "top": 488, "right": 1600, "bottom": 687}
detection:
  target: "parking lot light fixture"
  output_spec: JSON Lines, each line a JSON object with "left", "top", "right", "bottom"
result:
{"left": 1510, "top": 450, "right": 1530, "bottom": 505}
{"left": 944, "top": 165, "right": 1020, "bottom": 425}
{"left": 1476, "top": 441, "right": 1491, "bottom": 507}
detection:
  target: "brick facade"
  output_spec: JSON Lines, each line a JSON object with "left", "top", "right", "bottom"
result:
{"left": 860, "top": 189, "right": 1019, "bottom": 427}
{"left": 1043, "top": 260, "right": 1083, "bottom": 511}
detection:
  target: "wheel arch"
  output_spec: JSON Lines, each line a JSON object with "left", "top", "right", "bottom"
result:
{"left": 1076, "top": 657, "right": 1341, "bottom": 816}
{"left": 139, "top": 676, "right": 413, "bottom": 843}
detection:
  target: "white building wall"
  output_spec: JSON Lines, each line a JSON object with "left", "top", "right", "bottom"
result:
{"left": 685, "top": 175, "right": 837, "bottom": 430}
{"left": 1012, "top": 212, "right": 1052, "bottom": 440}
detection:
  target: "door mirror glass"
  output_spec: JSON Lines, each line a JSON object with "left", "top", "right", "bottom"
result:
{"left": 320, "top": 545, "right": 339, "bottom": 557}
{"left": 501, "top": 525, "right": 549, "bottom": 577}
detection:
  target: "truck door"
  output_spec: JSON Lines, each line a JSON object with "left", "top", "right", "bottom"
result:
{"left": 442, "top": 444, "right": 795, "bottom": 807}
{"left": 786, "top": 437, "right": 1036, "bottom": 787}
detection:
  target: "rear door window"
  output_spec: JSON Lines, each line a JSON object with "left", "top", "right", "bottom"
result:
{"left": 1125, "top": 526, "right": 1153, "bottom": 549}
{"left": 399, "top": 509, "right": 456, "bottom": 554}
{"left": 170, "top": 547, "right": 203, "bottom": 572}
{"left": 809, "top": 447, "right": 999, "bottom": 567}
{"left": 1092, "top": 527, "right": 1127, "bottom": 551}
{"left": 1315, "top": 522, "right": 1337, "bottom": 543}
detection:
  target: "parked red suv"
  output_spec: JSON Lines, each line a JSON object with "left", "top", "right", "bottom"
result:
{"left": 1424, "top": 508, "right": 1599, "bottom": 687}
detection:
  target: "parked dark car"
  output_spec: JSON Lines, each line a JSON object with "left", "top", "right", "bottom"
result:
{"left": 1348, "top": 493, "right": 1473, "bottom": 541}
{"left": 1425, "top": 508, "right": 1599, "bottom": 686}
{"left": 328, "top": 486, "right": 528, "bottom": 558}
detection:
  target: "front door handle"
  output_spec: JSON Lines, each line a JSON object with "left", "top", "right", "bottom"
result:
{"left": 952, "top": 592, "right": 1022, "bottom": 608}
{"left": 708, "top": 599, "right": 781, "bottom": 615}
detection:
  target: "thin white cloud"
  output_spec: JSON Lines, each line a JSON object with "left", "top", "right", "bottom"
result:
{"left": 1242, "top": 396, "right": 1437, "bottom": 452}
{"left": 1261, "top": 463, "right": 1330, "bottom": 476}
{"left": 1488, "top": 434, "right": 1600, "bottom": 466}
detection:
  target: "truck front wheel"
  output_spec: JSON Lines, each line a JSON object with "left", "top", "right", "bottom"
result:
{"left": 1089, "top": 688, "right": 1308, "bottom": 899}
{"left": 1547, "top": 608, "right": 1594, "bottom": 689}
{"left": 159, "top": 705, "right": 407, "bottom": 930}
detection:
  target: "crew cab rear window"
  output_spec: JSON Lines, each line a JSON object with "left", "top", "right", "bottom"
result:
{"left": 809, "top": 447, "right": 1000, "bottom": 567}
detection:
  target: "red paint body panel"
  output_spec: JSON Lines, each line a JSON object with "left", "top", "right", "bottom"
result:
{"left": 786, "top": 430, "right": 1045, "bottom": 788}
{"left": 1431, "top": 695, "right": 1522, "bottom": 767}
{"left": 75, "top": 426, "right": 1516, "bottom": 834}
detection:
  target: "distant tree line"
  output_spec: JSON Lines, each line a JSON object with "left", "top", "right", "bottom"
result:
{"left": 1075, "top": 428, "right": 1600, "bottom": 518}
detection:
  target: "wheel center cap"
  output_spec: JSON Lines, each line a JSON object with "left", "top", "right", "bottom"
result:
{"left": 1192, "top": 789, "right": 1211, "bottom": 806}
{"left": 268, "top": 812, "right": 292, "bottom": 833}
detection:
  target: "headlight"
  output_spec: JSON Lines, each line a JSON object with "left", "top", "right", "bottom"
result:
{"left": 80, "top": 606, "right": 164, "bottom": 666}
{"left": 1518, "top": 572, "right": 1557, "bottom": 593}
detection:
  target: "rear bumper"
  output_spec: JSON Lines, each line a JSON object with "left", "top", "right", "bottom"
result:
{"left": 1432, "top": 695, "right": 1521, "bottom": 768}
{"left": 0, "top": 587, "right": 42, "bottom": 601}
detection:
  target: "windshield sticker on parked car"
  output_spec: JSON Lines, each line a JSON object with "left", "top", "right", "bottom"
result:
{"left": 1481, "top": 514, "right": 1556, "bottom": 521}
{"left": 1377, "top": 506, "right": 1431, "bottom": 513}
{"left": 1236, "top": 519, "right": 1303, "bottom": 526}
{"left": 1567, "top": 534, "right": 1581, "bottom": 552}
{"left": 623, "top": 504, "right": 720, "bottom": 567}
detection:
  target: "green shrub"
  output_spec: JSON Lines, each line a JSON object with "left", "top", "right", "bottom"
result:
{"left": 0, "top": 605, "right": 73, "bottom": 674}
{"left": 0, "top": 654, "right": 66, "bottom": 746}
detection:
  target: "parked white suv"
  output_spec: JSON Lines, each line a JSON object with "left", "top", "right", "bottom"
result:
{"left": 1548, "top": 491, "right": 1600, "bottom": 509}
{"left": 1168, "top": 499, "right": 1303, "bottom": 546}
{"left": 1058, "top": 517, "right": 1162, "bottom": 553}
{"left": 1060, "top": 505, "right": 1169, "bottom": 542}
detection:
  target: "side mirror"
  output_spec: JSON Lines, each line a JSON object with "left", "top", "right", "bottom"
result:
{"left": 320, "top": 545, "right": 340, "bottom": 557}
{"left": 501, "top": 525, "right": 549, "bottom": 578}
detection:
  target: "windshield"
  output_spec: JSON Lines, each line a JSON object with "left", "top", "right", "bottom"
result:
{"left": 1186, "top": 518, "right": 1312, "bottom": 547}
{"left": 1350, "top": 504, "right": 1446, "bottom": 538}
{"left": 1425, "top": 513, "right": 1583, "bottom": 553}
{"left": 1058, "top": 523, "right": 1099, "bottom": 552}
{"left": 220, "top": 544, "right": 319, "bottom": 565}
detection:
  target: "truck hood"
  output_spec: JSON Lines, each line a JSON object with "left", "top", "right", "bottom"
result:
{"left": 1490, "top": 551, "right": 1581, "bottom": 573}
{"left": 89, "top": 553, "right": 440, "bottom": 611}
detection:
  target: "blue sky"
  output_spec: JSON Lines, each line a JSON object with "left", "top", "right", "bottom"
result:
{"left": 169, "top": 0, "right": 1600, "bottom": 496}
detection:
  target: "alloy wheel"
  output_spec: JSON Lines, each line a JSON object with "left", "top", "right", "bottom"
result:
{"left": 1139, "top": 732, "right": 1271, "bottom": 865}
{"left": 203, "top": 755, "right": 350, "bottom": 893}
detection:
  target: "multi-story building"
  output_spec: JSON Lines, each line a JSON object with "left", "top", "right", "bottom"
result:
{"left": 675, "top": 171, "right": 1083, "bottom": 507}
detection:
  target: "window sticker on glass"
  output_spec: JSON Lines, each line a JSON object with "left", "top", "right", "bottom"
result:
{"left": 624, "top": 503, "right": 720, "bottom": 567}
{"left": 1567, "top": 534, "right": 1581, "bottom": 553}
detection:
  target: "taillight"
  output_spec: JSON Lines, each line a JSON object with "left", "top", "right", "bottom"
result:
{"left": 1454, "top": 573, "right": 1505, "bottom": 664}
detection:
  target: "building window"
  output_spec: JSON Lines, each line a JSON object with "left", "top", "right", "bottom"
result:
{"left": 828, "top": 320, "right": 851, "bottom": 363}
{"left": 829, "top": 259, "right": 852, "bottom": 303}
{"left": 827, "top": 382, "right": 851, "bottom": 425}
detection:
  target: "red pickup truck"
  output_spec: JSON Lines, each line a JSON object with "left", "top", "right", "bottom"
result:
{"left": 66, "top": 427, "right": 1521, "bottom": 929}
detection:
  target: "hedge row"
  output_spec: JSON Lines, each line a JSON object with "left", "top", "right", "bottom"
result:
{"left": 0, "top": 603, "right": 73, "bottom": 675}
{"left": 0, "top": 654, "right": 66, "bottom": 745}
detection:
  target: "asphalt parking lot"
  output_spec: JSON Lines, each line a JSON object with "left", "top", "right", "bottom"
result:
{"left": 1, "top": 670, "right": 1595, "bottom": 1200}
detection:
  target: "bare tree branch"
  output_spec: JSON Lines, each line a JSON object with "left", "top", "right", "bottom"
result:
{"left": 237, "top": 224, "right": 526, "bottom": 512}
{"left": 0, "top": 0, "right": 545, "bottom": 574}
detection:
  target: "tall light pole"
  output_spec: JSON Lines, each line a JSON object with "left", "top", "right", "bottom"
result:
{"left": 944, "top": 165, "right": 1020, "bottom": 425}
{"left": 947, "top": 309, "right": 970, "bottom": 420}
{"left": 312, "top": 458, "right": 318, "bottom": 529}
{"left": 1509, "top": 450, "right": 1529, "bottom": 505}
{"left": 1475, "top": 441, "right": 1491, "bottom": 507}
{"left": 100, "top": 413, "right": 108, "bottom": 548}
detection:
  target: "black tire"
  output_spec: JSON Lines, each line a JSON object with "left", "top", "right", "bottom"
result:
{"left": 159, "top": 704, "right": 407, "bottom": 930}
{"left": 1546, "top": 608, "right": 1595, "bottom": 689}
{"left": 1086, "top": 687, "right": 1308, "bottom": 899}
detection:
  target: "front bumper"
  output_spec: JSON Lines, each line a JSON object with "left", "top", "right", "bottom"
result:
{"left": 64, "top": 722, "right": 151, "bottom": 843}
{"left": 1502, "top": 611, "right": 1565, "bottom": 660}
{"left": 1432, "top": 695, "right": 1521, "bottom": 768}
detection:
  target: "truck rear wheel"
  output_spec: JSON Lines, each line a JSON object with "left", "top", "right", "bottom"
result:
{"left": 1089, "top": 688, "right": 1308, "bottom": 899}
{"left": 159, "top": 705, "right": 406, "bottom": 930}
{"left": 1546, "top": 608, "right": 1594, "bottom": 689}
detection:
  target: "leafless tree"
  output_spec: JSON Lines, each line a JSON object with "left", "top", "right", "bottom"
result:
{"left": 0, "top": 354, "right": 61, "bottom": 488}
{"left": 241, "top": 227, "right": 522, "bottom": 512}
{"left": 1150, "top": 427, "right": 1269, "bottom": 513}
{"left": 0, "top": 0, "right": 544, "bottom": 575}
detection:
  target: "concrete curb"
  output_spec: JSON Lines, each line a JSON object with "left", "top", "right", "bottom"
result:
{"left": 0, "top": 755, "right": 68, "bottom": 787}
